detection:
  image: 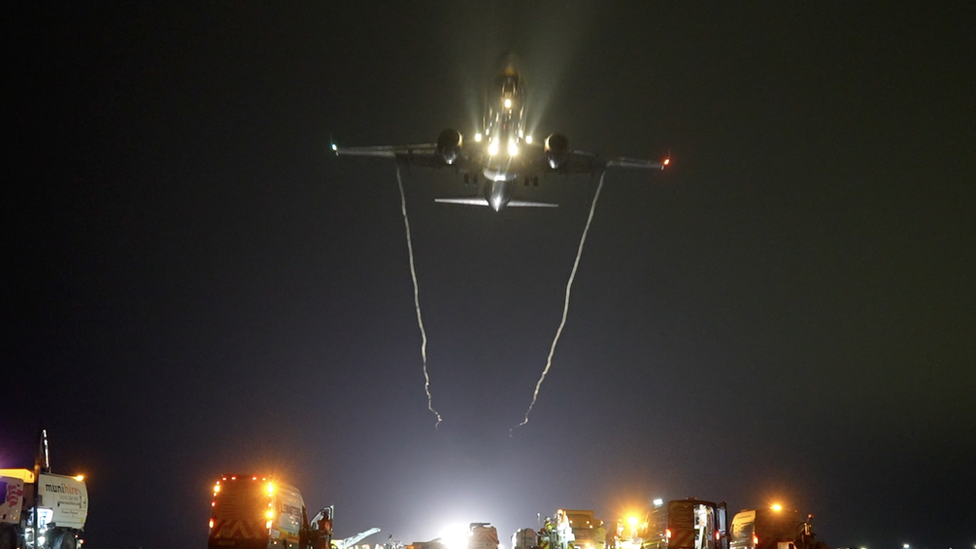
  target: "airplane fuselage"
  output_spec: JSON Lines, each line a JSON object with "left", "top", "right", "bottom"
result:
{"left": 474, "top": 61, "right": 531, "bottom": 210}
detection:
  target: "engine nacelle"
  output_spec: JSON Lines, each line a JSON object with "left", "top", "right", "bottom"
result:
{"left": 437, "top": 128, "right": 463, "bottom": 165}
{"left": 544, "top": 133, "right": 569, "bottom": 169}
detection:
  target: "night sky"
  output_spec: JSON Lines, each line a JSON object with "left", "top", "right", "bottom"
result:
{"left": 5, "top": 2, "right": 975, "bottom": 549}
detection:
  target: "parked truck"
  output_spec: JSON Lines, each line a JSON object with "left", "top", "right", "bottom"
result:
{"left": 728, "top": 507, "right": 827, "bottom": 549}
{"left": 0, "top": 430, "right": 88, "bottom": 549}
{"left": 636, "top": 499, "right": 727, "bottom": 549}
{"left": 511, "top": 528, "right": 538, "bottom": 549}
{"left": 208, "top": 474, "right": 333, "bottom": 549}
{"left": 467, "top": 523, "right": 499, "bottom": 549}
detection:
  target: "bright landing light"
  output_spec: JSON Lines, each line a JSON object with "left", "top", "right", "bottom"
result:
{"left": 488, "top": 140, "right": 499, "bottom": 155}
{"left": 504, "top": 98, "right": 512, "bottom": 109}
{"left": 525, "top": 135, "right": 533, "bottom": 144}
{"left": 474, "top": 133, "right": 482, "bottom": 142}
{"left": 508, "top": 140, "right": 518, "bottom": 156}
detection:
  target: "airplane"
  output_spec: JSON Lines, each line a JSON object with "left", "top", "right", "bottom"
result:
{"left": 331, "top": 54, "right": 669, "bottom": 211}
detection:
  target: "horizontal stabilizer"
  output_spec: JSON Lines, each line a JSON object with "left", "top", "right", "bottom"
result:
{"left": 506, "top": 200, "right": 558, "bottom": 208}
{"left": 434, "top": 198, "right": 558, "bottom": 208}
{"left": 434, "top": 197, "right": 491, "bottom": 207}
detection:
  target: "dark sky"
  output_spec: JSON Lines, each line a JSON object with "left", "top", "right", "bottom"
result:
{"left": 5, "top": 2, "right": 975, "bottom": 549}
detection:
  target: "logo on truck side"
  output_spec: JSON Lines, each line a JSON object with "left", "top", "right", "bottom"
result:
{"left": 44, "top": 483, "right": 81, "bottom": 496}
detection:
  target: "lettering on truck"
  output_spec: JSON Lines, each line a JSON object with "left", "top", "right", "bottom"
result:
{"left": 45, "top": 483, "right": 82, "bottom": 495}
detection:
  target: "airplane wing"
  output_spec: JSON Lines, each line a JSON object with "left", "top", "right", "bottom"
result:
{"left": 525, "top": 146, "right": 669, "bottom": 175}
{"left": 332, "top": 143, "right": 460, "bottom": 169}
{"left": 607, "top": 156, "right": 669, "bottom": 170}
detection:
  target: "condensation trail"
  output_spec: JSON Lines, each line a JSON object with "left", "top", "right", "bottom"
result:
{"left": 395, "top": 164, "right": 443, "bottom": 429}
{"left": 513, "top": 170, "right": 607, "bottom": 433}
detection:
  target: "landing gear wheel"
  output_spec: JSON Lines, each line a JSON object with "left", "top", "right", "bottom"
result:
{"left": 55, "top": 533, "right": 77, "bottom": 549}
{"left": 0, "top": 529, "right": 14, "bottom": 549}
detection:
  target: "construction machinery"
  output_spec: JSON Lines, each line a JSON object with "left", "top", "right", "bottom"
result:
{"left": 334, "top": 528, "right": 381, "bottom": 549}
{"left": 540, "top": 510, "right": 606, "bottom": 549}
{"left": 0, "top": 430, "right": 88, "bottom": 549}
{"left": 728, "top": 507, "right": 827, "bottom": 549}
{"left": 511, "top": 528, "right": 539, "bottom": 549}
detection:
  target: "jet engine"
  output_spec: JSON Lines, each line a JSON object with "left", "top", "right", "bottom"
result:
{"left": 544, "top": 133, "right": 569, "bottom": 169}
{"left": 437, "top": 128, "right": 463, "bottom": 165}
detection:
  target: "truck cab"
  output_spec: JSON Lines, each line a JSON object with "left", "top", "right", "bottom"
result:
{"left": 0, "top": 468, "right": 88, "bottom": 549}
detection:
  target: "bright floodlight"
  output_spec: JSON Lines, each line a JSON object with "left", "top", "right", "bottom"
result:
{"left": 525, "top": 135, "right": 533, "bottom": 144}
{"left": 627, "top": 516, "right": 639, "bottom": 527}
{"left": 439, "top": 524, "right": 469, "bottom": 549}
{"left": 475, "top": 133, "right": 482, "bottom": 142}
{"left": 653, "top": 498, "right": 664, "bottom": 507}
{"left": 508, "top": 140, "right": 518, "bottom": 156}
{"left": 770, "top": 504, "right": 782, "bottom": 512}
{"left": 504, "top": 98, "right": 512, "bottom": 109}
{"left": 488, "top": 140, "right": 499, "bottom": 156}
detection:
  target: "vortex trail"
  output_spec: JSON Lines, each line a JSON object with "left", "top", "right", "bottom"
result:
{"left": 513, "top": 170, "right": 607, "bottom": 434}
{"left": 396, "top": 164, "right": 443, "bottom": 429}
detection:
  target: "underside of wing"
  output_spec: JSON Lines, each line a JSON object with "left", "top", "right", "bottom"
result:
{"left": 334, "top": 143, "right": 461, "bottom": 169}
{"left": 333, "top": 143, "right": 436, "bottom": 157}
{"left": 548, "top": 151, "right": 668, "bottom": 174}
{"left": 607, "top": 157, "right": 668, "bottom": 170}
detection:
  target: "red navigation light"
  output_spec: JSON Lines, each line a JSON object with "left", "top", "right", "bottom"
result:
{"left": 663, "top": 158, "right": 670, "bottom": 166}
